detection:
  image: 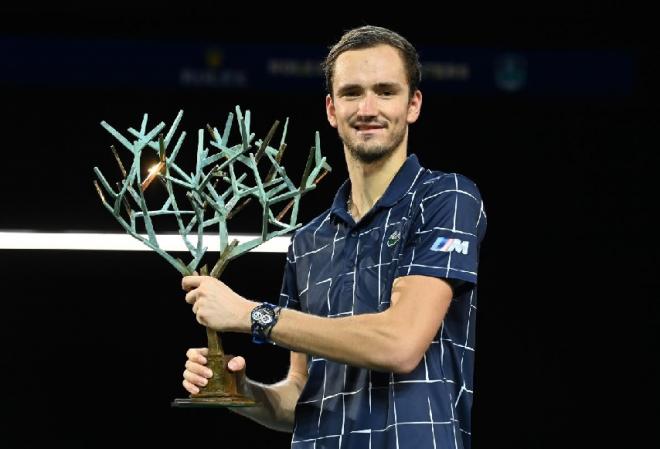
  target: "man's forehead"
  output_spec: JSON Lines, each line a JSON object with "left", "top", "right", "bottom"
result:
{"left": 333, "top": 45, "right": 407, "bottom": 85}
{"left": 334, "top": 45, "right": 405, "bottom": 69}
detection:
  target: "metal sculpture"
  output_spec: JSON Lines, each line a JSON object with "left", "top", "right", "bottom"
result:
{"left": 94, "top": 106, "right": 330, "bottom": 406}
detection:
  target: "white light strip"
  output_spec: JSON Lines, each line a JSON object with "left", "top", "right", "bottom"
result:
{"left": 0, "top": 232, "right": 290, "bottom": 253}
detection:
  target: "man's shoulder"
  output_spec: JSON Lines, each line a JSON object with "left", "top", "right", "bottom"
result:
{"left": 416, "top": 168, "right": 482, "bottom": 200}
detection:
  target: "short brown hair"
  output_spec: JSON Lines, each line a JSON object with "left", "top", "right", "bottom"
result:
{"left": 322, "top": 25, "right": 422, "bottom": 98}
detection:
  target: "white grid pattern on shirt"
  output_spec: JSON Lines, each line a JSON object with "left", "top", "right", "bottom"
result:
{"left": 289, "top": 169, "right": 483, "bottom": 449}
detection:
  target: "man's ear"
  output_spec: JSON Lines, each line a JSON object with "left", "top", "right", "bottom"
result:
{"left": 407, "top": 89, "right": 422, "bottom": 124}
{"left": 326, "top": 94, "right": 337, "bottom": 128}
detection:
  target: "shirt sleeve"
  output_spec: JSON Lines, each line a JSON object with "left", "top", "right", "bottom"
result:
{"left": 278, "top": 236, "right": 301, "bottom": 311}
{"left": 396, "top": 173, "right": 486, "bottom": 291}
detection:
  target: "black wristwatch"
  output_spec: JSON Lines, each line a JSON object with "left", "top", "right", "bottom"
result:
{"left": 250, "top": 302, "right": 281, "bottom": 344}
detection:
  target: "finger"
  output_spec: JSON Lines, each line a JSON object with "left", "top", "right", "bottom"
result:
{"left": 182, "top": 275, "right": 203, "bottom": 291}
{"left": 184, "top": 368, "right": 210, "bottom": 386}
{"left": 186, "top": 290, "right": 197, "bottom": 304}
{"left": 185, "top": 360, "right": 213, "bottom": 378}
{"left": 182, "top": 378, "right": 200, "bottom": 395}
{"left": 227, "top": 356, "right": 246, "bottom": 372}
{"left": 186, "top": 347, "right": 209, "bottom": 363}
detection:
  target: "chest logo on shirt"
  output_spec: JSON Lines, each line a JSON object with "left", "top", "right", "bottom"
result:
{"left": 430, "top": 237, "right": 469, "bottom": 255}
{"left": 386, "top": 230, "right": 401, "bottom": 247}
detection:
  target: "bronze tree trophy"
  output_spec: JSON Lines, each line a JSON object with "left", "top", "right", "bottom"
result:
{"left": 93, "top": 107, "right": 330, "bottom": 407}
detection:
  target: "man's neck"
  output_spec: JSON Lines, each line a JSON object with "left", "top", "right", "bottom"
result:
{"left": 345, "top": 148, "right": 407, "bottom": 220}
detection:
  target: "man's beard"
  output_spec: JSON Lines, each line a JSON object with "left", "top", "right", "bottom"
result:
{"left": 342, "top": 125, "right": 406, "bottom": 164}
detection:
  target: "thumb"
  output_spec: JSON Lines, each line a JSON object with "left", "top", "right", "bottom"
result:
{"left": 227, "top": 355, "right": 246, "bottom": 372}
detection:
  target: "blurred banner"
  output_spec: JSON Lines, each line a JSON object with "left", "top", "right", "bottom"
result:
{"left": 1, "top": 36, "right": 634, "bottom": 96}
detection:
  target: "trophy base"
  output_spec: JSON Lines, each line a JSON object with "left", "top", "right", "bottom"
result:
{"left": 172, "top": 396, "right": 257, "bottom": 408}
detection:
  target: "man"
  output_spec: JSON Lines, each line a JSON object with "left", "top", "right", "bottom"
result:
{"left": 182, "top": 25, "right": 486, "bottom": 449}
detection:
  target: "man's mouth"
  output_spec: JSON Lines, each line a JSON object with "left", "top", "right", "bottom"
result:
{"left": 354, "top": 123, "right": 385, "bottom": 132}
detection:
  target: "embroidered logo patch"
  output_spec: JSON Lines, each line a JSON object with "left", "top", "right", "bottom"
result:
{"left": 430, "top": 237, "right": 469, "bottom": 255}
{"left": 387, "top": 230, "right": 401, "bottom": 247}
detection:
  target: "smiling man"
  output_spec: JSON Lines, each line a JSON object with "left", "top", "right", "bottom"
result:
{"left": 182, "top": 25, "right": 487, "bottom": 449}
{"left": 329, "top": 43, "right": 416, "bottom": 165}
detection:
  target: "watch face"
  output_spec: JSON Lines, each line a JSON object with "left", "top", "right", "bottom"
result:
{"left": 252, "top": 307, "right": 274, "bottom": 326}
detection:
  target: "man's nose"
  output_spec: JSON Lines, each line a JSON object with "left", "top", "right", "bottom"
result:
{"left": 357, "top": 92, "right": 377, "bottom": 117}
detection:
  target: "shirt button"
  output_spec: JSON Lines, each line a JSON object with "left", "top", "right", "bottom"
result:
{"left": 350, "top": 231, "right": 357, "bottom": 237}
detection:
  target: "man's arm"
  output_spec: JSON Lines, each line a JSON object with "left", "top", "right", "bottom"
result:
{"left": 231, "top": 351, "right": 308, "bottom": 432}
{"left": 269, "top": 275, "right": 452, "bottom": 373}
{"left": 184, "top": 274, "right": 452, "bottom": 374}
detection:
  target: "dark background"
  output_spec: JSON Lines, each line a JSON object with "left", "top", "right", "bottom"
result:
{"left": 0, "top": 5, "right": 656, "bottom": 449}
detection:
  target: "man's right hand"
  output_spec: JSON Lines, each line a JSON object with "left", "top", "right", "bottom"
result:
{"left": 182, "top": 347, "right": 247, "bottom": 395}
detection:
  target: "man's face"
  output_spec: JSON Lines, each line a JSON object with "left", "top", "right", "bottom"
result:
{"left": 326, "top": 44, "right": 422, "bottom": 164}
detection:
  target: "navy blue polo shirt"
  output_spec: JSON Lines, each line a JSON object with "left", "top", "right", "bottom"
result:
{"left": 279, "top": 154, "right": 487, "bottom": 449}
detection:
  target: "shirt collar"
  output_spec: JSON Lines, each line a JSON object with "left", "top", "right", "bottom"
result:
{"left": 330, "top": 153, "right": 423, "bottom": 222}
